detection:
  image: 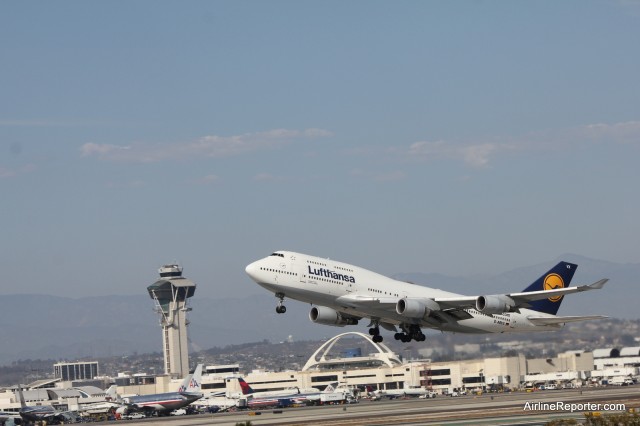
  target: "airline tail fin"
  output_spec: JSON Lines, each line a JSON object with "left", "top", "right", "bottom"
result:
{"left": 186, "top": 364, "right": 203, "bottom": 393}
{"left": 17, "top": 386, "right": 27, "bottom": 408}
{"left": 323, "top": 382, "right": 339, "bottom": 393}
{"left": 177, "top": 371, "right": 193, "bottom": 393}
{"left": 237, "top": 378, "right": 254, "bottom": 395}
{"left": 105, "top": 385, "right": 118, "bottom": 401}
{"left": 521, "top": 261, "right": 577, "bottom": 315}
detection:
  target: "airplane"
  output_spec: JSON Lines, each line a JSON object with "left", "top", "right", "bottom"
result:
{"left": 78, "top": 385, "right": 123, "bottom": 415}
{"left": 16, "top": 386, "right": 74, "bottom": 425}
{"left": 245, "top": 251, "right": 609, "bottom": 343}
{"left": 117, "top": 364, "right": 203, "bottom": 416}
{"left": 236, "top": 378, "right": 321, "bottom": 399}
{"left": 237, "top": 379, "right": 340, "bottom": 408}
{"left": 0, "top": 410, "right": 22, "bottom": 426}
{"left": 374, "top": 387, "right": 436, "bottom": 399}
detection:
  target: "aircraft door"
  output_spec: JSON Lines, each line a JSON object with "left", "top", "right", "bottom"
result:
{"left": 298, "top": 263, "right": 307, "bottom": 284}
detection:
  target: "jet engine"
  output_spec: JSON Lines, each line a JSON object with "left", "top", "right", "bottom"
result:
{"left": 475, "top": 295, "right": 516, "bottom": 314}
{"left": 309, "top": 306, "right": 359, "bottom": 327}
{"left": 396, "top": 298, "right": 440, "bottom": 319}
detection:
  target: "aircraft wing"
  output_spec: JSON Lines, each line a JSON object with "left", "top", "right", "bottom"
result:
{"left": 527, "top": 315, "right": 609, "bottom": 325}
{"left": 505, "top": 279, "right": 608, "bottom": 305}
{"left": 433, "top": 279, "right": 609, "bottom": 310}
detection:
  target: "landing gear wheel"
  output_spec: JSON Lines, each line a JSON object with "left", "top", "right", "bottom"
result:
{"left": 275, "top": 293, "right": 286, "bottom": 314}
{"left": 394, "top": 333, "right": 402, "bottom": 340}
{"left": 373, "top": 335, "right": 383, "bottom": 343}
{"left": 369, "top": 327, "right": 378, "bottom": 336}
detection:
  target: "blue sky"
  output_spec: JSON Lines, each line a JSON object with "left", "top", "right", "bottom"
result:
{"left": 1, "top": 1, "right": 639, "bottom": 299}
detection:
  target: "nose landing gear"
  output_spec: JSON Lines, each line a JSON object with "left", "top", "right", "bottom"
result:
{"left": 275, "top": 293, "right": 286, "bottom": 314}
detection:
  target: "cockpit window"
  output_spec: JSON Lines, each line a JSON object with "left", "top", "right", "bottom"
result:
{"left": 270, "top": 253, "right": 284, "bottom": 257}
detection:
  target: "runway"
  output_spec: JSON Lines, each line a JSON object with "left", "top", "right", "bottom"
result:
{"left": 104, "top": 386, "right": 640, "bottom": 426}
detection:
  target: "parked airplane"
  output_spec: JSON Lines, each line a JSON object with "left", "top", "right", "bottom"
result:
{"left": 118, "top": 364, "right": 203, "bottom": 415}
{"left": 238, "top": 380, "right": 339, "bottom": 408}
{"left": 79, "top": 385, "right": 123, "bottom": 415}
{"left": 374, "top": 387, "right": 436, "bottom": 399}
{"left": 16, "top": 386, "right": 73, "bottom": 424}
{"left": 245, "top": 251, "right": 609, "bottom": 343}
{"left": 0, "top": 410, "right": 22, "bottom": 426}
{"left": 237, "top": 378, "right": 321, "bottom": 399}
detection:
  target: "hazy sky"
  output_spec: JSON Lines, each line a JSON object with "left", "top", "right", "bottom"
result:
{"left": 1, "top": 1, "right": 639, "bottom": 300}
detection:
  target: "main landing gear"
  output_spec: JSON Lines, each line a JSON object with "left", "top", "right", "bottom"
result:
{"left": 394, "top": 324, "right": 426, "bottom": 342}
{"left": 368, "top": 323, "right": 384, "bottom": 343}
{"left": 275, "top": 293, "right": 286, "bottom": 314}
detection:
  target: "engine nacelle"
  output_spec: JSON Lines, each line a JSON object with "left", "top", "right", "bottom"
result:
{"left": 309, "top": 306, "right": 359, "bottom": 327}
{"left": 396, "top": 298, "right": 440, "bottom": 318}
{"left": 475, "top": 295, "right": 516, "bottom": 314}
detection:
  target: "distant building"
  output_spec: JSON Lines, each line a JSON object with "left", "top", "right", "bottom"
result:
{"left": 53, "top": 362, "right": 99, "bottom": 381}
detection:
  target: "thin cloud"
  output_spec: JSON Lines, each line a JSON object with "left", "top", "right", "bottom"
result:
{"left": 374, "top": 171, "right": 407, "bottom": 182}
{"left": 408, "top": 140, "right": 507, "bottom": 168}
{"left": 194, "top": 174, "right": 220, "bottom": 185}
{"left": 81, "top": 143, "right": 131, "bottom": 157}
{"left": 405, "top": 120, "right": 640, "bottom": 168}
{"left": 253, "top": 173, "right": 287, "bottom": 182}
{"left": 0, "top": 163, "right": 36, "bottom": 179}
{"left": 0, "top": 119, "right": 110, "bottom": 127}
{"left": 349, "top": 168, "right": 407, "bottom": 182}
{"left": 80, "top": 128, "right": 333, "bottom": 163}
{"left": 578, "top": 121, "right": 640, "bottom": 143}
{"left": 105, "top": 180, "right": 146, "bottom": 189}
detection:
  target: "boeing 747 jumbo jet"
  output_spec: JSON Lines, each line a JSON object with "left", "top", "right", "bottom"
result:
{"left": 245, "top": 251, "right": 609, "bottom": 343}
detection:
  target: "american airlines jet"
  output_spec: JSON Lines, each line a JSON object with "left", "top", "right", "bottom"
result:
{"left": 245, "top": 251, "right": 608, "bottom": 343}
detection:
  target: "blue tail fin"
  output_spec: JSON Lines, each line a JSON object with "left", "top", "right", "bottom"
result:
{"left": 521, "top": 261, "right": 577, "bottom": 315}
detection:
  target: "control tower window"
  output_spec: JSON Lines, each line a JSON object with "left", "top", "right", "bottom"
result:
{"left": 270, "top": 253, "right": 284, "bottom": 257}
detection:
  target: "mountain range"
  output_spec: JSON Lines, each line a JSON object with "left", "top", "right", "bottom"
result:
{"left": 0, "top": 254, "right": 635, "bottom": 366}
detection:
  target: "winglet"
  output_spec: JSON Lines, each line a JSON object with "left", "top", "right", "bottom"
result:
{"left": 585, "top": 279, "right": 608, "bottom": 290}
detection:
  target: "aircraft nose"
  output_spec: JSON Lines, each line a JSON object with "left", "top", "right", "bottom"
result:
{"left": 245, "top": 261, "right": 259, "bottom": 281}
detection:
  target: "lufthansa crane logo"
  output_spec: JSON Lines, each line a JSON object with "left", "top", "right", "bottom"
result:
{"left": 543, "top": 273, "right": 564, "bottom": 302}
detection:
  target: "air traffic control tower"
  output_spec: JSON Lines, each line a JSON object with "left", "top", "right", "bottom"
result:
{"left": 147, "top": 264, "right": 196, "bottom": 379}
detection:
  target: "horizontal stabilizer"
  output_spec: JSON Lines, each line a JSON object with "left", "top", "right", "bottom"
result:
{"left": 527, "top": 315, "right": 608, "bottom": 325}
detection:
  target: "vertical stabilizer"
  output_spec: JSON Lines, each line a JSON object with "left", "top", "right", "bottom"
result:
{"left": 521, "top": 261, "right": 577, "bottom": 315}
{"left": 186, "top": 364, "right": 203, "bottom": 393}
{"left": 323, "top": 382, "right": 339, "bottom": 393}
{"left": 105, "top": 385, "right": 117, "bottom": 401}
{"left": 237, "top": 378, "right": 254, "bottom": 395}
{"left": 177, "top": 371, "right": 193, "bottom": 393}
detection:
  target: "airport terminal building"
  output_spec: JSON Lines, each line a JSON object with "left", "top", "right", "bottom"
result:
{"left": 3, "top": 333, "right": 640, "bottom": 414}
{"left": 198, "top": 332, "right": 597, "bottom": 396}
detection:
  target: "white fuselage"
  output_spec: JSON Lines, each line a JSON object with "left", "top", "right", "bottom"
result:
{"left": 246, "top": 251, "right": 559, "bottom": 334}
